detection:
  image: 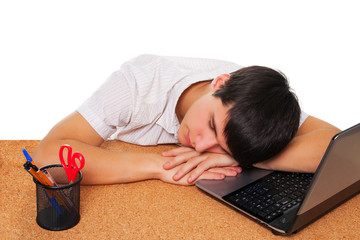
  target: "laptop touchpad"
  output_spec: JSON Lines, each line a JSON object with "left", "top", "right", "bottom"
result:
{"left": 196, "top": 168, "right": 273, "bottom": 198}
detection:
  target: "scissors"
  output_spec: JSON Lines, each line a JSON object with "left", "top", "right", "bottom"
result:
{"left": 59, "top": 145, "right": 85, "bottom": 183}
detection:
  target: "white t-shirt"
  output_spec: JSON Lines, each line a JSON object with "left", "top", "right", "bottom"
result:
{"left": 77, "top": 54, "right": 308, "bottom": 145}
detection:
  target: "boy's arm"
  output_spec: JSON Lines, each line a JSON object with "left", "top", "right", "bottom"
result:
{"left": 254, "top": 116, "right": 341, "bottom": 172}
{"left": 32, "top": 111, "right": 231, "bottom": 185}
{"left": 32, "top": 111, "right": 162, "bottom": 185}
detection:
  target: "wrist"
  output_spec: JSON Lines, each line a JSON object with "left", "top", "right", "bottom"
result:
{"left": 114, "top": 152, "right": 164, "bottom": 183}
{"left": 140, "top": 153, "right": 165, "bottom": 180}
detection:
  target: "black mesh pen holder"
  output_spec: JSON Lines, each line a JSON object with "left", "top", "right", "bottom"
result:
{"left": 33, "top": 164, "right": 82, "bottom": 231}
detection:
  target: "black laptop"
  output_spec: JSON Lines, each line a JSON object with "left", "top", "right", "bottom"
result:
{"left": 196, "top": 123, "right": 360, "bottom": 235}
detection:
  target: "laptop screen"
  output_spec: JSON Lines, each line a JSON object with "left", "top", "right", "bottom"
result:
{"left": 298, "top": 126, "right": 360, "bottom": 214}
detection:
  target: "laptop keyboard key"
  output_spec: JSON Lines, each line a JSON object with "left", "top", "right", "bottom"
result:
{"left": 224, "top": 171, "right": 313, "bottom": 223}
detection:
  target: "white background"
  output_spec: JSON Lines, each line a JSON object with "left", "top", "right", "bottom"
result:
{"left": 1, "top": 0, "right": 359, "bottom": 139}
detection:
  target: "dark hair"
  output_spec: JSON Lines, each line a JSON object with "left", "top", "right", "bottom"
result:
{"left": 213, "top": 66, "right": 300, "bottom": 167}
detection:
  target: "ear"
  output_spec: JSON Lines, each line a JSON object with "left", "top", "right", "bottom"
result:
{"left": 210, "top": 73, "right": 231, "bottom": 91}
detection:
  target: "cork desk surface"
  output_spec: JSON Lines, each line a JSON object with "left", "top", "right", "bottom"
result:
{"left": 1, "top": 140, "right": 360, "bottom": 240}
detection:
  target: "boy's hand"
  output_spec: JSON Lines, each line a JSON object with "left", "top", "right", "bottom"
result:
{"left": 157, "top": 162, "right": 231, "bottom": 185}
{"left": 162, "top": 147, "right": 241, "bottom": 184}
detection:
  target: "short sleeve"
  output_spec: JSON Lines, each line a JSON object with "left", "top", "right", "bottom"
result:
{"left": 299, "top": 110, "right": 309, "bottom": 127}
{"left": 77, "top": 70, "right": 132, "bottom": 140}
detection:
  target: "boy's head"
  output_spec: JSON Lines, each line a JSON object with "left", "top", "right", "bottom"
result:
{"left": 213, "top": 66, "right": 301, "bottom": 167}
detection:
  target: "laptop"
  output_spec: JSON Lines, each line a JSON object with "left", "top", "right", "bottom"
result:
{"left": 196, "top": 123, "right": 360, "bottom": 235}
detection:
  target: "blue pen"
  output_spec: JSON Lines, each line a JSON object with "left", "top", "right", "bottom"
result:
{"left": 23, "top": 149, "right": 64, "bottom": 215}
{"left": 43, "top": 190, "right": 63, "bottom": 215}
{"left": 22, "top": 149, "right": 34, "bottom": 163}
{"left": 23, "top": 161, "right": 63, "bottom": 215}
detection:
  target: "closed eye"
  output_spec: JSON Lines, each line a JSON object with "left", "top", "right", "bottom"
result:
{"left": 209, "top": 113, "right": 217, "bottom": 137}
{"left": 209, "top": 113, "right": 231, "bottom": 156}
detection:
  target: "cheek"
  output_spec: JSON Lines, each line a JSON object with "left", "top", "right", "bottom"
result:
{"left": 191, "top": 103, "right": 208, "bottom": 120}
{"left": 182, "top": 98, "right": 211, "bottom": 133}
{"left": 187, "top": 110, "right": 207, "bottom": 129}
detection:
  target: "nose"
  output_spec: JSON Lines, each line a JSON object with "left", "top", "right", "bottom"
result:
{"left": 194, "top": 135, "right": 218, "bottom": 153}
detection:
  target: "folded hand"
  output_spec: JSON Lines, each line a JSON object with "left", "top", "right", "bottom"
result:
{"left": 161, "top": 147, "right": 241, "bottom": 185}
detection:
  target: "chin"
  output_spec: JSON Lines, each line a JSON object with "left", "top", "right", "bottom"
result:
{"left": 178, "top": 137, "right": 186, "bottom": 146}
{"left": 177, "top": 128, "right": 185, "bottom": 145}
{"left": 177, "top": 134, "right": 184, "bottom": 146}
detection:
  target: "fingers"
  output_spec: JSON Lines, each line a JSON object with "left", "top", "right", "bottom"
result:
{"left": 173, "top": 159, "right": 241, "bottom": 183}
{"left": 162, "top": 149, "right": 241, "bottom": 184}
{"left": 207, "top": 166, "right": 242, "bottom": 175}
{"left": 162, "top": 146, "right": 194, "bottom": 157}
{"left": 196, "top": 169, "right": 242, "bottom": 182}
{"left": 198, "top": 171, "right": 226, "bottom": 181}
{"left": 162, "top": 147, "right": 200, "bottom": 170}
{"left": 164, "top": 171, "right": 228, "bottom": 186}
{"left": 159, "top": 165, "right": 242, "bottom": 186}
{"left": 187, "top": 162, "right": 241, "bottom": 184}
{"left": 172, "top": 155, "right": 207, "bottom": 181}
{"left": 186, "top": 160, "right": 215, "bottom": 183}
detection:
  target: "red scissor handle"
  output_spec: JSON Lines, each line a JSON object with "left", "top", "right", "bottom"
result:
{"left": 59, "top": 145, "right": 85, "bottom": 182}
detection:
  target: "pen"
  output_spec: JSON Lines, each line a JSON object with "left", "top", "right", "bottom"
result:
{"left": 22, "top": 149, "right": 34, "bottom": 164}
{"left": 30, "top": 163, "right": 73, "bottom": 214}
{"left": 42, "top": 169, "right": 75, "bottom": 211}
{"left": 24, "top": 162, "right": 63, "bottom": 215}
{"left": 22, "top": 149, "right": 56, "bottom": 186}
{"left": 23, "top": 149, "right": 59, "bottom": 186}
{"left": 23, "top": 148, "right": 73, "bottom": 214}
{"left": 34, "top": 165, "right": 53, "bottom": 186}
{"left": 23, "top": 162, "right": 46, "bottom": 185}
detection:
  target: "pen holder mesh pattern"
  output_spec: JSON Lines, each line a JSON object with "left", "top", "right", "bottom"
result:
{"left": 34, "top": 164, "right": 82, "bottom": 231}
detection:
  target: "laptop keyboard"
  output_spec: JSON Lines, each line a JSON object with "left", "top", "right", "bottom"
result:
{"left": 223, "top": 172, "right": 313, "bottom": 223}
